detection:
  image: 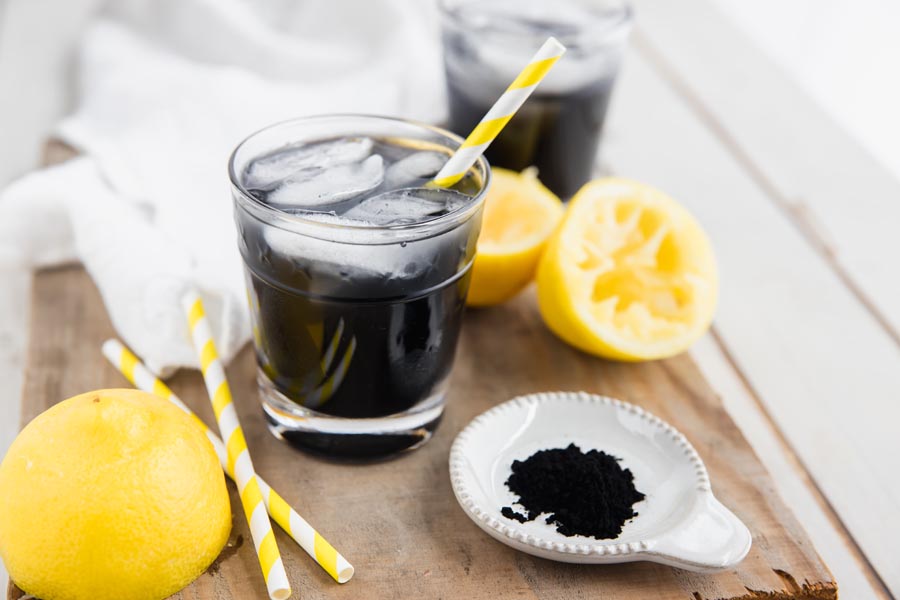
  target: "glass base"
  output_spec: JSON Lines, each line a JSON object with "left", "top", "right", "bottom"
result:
{"left": 257, "top": 371, "right": 446, "bottom": 459}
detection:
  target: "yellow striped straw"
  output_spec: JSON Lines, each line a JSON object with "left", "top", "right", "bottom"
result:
{"left": 182, "top": 292, "right": 291, "bottom": 600}
{"left": 431, "top": 36, "right": 566, "bottom": 188}
{"left": 101, "top": 339, "right": 354, "bottom": 584}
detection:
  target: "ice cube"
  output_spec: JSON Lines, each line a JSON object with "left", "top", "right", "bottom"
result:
{"left": 383, "top": 151, "right": 448, "bottom": 188}
{"left": 263, "top": 222, "right": 408, "bottom": 280}
{"left": 266, "top": 155, "right": 384, "bottom": 208}
{"left": 292, "top": 211, "right": 374, "bottom": 228}
{"left": 341, "top": 187, "right": 470, "bottom": 226}
{"left": 244, "top": 137, "right": 374, "bottom": 189}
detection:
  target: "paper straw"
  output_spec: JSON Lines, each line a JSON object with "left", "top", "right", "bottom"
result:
{"left": 431, "top": 36, "right": 566, "bottom": 188}
{"left": 182, "top": 292, "right": 291, "bottom": 600}
{"left": 101, "top": 339, "right": 354, "bottom": 584}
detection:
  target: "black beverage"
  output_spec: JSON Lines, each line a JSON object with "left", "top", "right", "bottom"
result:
{"left": 230, "top": 117, "right": 487, "bottom": 457}
{"left": 441, "top": 0, "right": 632, "bottom": 199}
{"left": 446, "top": 77, "right": 615, "bottom": 200}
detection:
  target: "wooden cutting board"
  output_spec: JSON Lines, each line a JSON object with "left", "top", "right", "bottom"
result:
{"left": 9, "top": 265, "right": 836, "bottom": 599}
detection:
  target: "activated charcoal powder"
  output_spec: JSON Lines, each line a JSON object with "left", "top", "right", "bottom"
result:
{"left": 501, "top": 444, "right": 645, "bottom": 540}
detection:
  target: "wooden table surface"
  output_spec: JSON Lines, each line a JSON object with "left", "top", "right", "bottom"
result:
{"left": 2, "top": 0, "right": 898, "bottom": 598}
{"left": 12, "top": 267, "right": 836, "bottom": 599}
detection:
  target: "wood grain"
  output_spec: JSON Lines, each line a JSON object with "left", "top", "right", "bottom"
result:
{"left": 601, "top": 6, "right": 899, "bottom": 594}
{"left": 633, "top": 0, "right": 900, "bottom": 344}
{"left": 691, "top": 334, "right": 890, "bottom": 600}
{"left": 10, "top": 266, "right": 835, "bottom": 599}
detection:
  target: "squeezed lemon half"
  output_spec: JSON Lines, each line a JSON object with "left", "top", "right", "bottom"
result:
{"left": 467, "top": 168, "right": 564, "bottom": 306}
{"left": 536, "top": 178, "right": 718, "bottom": 361}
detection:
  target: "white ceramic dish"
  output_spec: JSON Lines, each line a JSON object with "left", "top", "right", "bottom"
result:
{"left": 449, "top": 391, "right": 752, "bottom": 572}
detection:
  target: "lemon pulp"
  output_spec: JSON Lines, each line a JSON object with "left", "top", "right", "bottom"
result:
{"left": 468, "top": 168, "right": 564, "bottom": 306}
{"left": 537, "top": 178, "right": 718, "bottom": 361}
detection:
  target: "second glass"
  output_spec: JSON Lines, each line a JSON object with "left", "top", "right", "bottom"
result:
{"left": 441, "top": 0, "right": 632, "bottom": 199}
{"left": 230, "top": 116, "right": 489, "bottom": 458}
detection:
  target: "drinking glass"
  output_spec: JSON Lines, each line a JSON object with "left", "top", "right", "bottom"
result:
{"left": 441, "top": 0, "right": 632, "bottom": 199}
{"left": 229, "top": 115, "right": 490, "bottom": 457}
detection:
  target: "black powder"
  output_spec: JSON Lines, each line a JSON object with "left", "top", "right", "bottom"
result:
{"left": 502, "top": 443, "right": 645, "bottom": 540}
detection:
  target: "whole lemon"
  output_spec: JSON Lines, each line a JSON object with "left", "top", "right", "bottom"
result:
{"left": 0, "top": 389, "right": 232, "bottom": 600}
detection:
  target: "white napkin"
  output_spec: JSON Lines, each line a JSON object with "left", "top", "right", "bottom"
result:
{"left": 0, "top": 0, "right": 444, "bottom": 374}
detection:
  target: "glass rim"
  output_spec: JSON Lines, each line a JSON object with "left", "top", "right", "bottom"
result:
{"left": 228, "top": 114, "right": 491, "bottom": 235}
{"left": 437, "top": 0, "right": 634, "bottom": 45}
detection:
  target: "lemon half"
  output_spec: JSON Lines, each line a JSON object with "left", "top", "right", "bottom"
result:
{"left": 467, "top": 168, "right": 564, "bottom": 306}
{"left": 537, "top": 178, "right": 718, "bottom": 361}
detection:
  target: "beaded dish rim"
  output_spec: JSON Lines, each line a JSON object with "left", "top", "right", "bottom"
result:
{"left": 448, "top": 390, "right": 712, "bottom": 557}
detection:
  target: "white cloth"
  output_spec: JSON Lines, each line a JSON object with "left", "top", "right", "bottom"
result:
{"left": 0, "top": 0, "right": 444, "bottom": 374}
